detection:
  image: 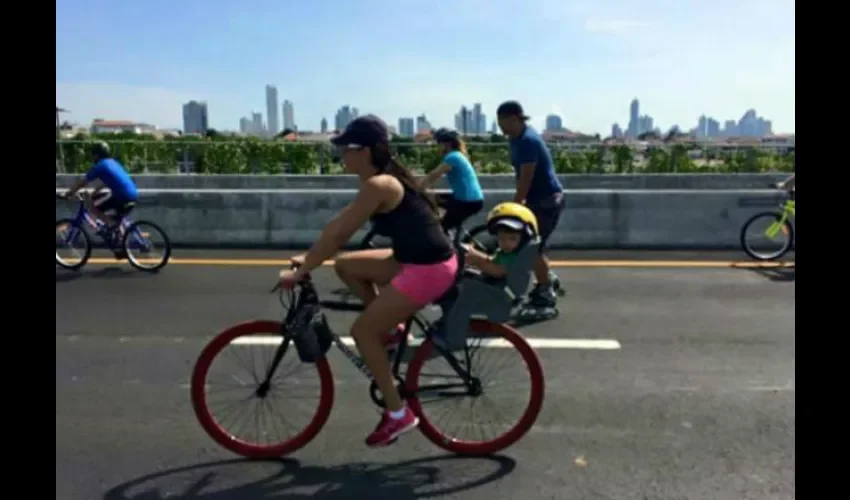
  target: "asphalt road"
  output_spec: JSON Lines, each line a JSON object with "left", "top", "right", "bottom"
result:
{"left": 56, "top": 251, "right": 795, "bottom": 500}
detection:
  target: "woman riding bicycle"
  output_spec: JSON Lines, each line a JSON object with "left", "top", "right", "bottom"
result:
{"left": 419, "top": 128, "right": 484, "bottom": 232}
{"left": 278, "top": 115, "right": 458, "bottom": 447}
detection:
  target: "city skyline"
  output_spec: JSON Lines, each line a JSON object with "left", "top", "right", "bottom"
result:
{"left": 182, "top": 88, "right": 781, "bottom": 139}
{"left": 56, "top": 1, "right": 794, "bottom": 134}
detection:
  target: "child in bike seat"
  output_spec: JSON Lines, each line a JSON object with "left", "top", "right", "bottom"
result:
{"left": 427, "top": 202, "right": 538, "bottom": 346}
{"left": 461, "top": 202, "right": 538, "bottom": 283}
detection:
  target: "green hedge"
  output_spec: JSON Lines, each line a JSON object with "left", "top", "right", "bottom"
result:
{"left": 56, "top": 137, "right": 795, "bottom": 175}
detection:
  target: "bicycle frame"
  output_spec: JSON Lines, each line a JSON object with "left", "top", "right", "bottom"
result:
{"left": 259, "top": 280, "right": 480, "bottom": 405}
{"left": 261, "top": 220, "right": 484, "bottom": 404}
{"left": 59, "top": 193, "right": 143, "bottom": 249}
{"left": 765, "top": 196, "right": 795, "bottom": 239}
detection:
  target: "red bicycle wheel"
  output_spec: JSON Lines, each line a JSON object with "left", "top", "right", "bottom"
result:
{"left": 190, "top": 320, "right": 335, "bottom": 458}
{"left": 406, "top": 319, "right": 545, "bottom": 455}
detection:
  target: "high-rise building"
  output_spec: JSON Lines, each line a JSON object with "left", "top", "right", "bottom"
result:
{"left": 628, "top": 98, "right": 639, "bottom": 137}
{"left": 639, "top": 115, "right": 654, "bottom": 136}
{"left": 335, "top": 106, "right": 355, "bottom": 131}
{"left": 545, "top": 114, "right": 563, "bottom": 132}
{"left": 239, "top": 117, "right": 251, "bottom": 134}
{"left": 472, "top": 103, "right": 484, "bottom": 134}
{"left": 416, "top": 114, "right": 432, "bottom": 133}
{"left": 251, "top": 112, "right": 264, "bottom": 136}
{"left": 320, "top": 117, "right": 328, "bottom": 133}
{"left": 455, "top": 105, "right": 473, "bottom": 135}
{"left": 398, "top": 118, "right": 415, "bottom": 137}
{"left": 283, "top": 100, "right": 295, "bottom": 130}
{"left": 611, "top": 123, "right": 623, "bottom": 138}
{"left": 182, "top": 100, "right": 208, "bottom": 135}
{"left": 265, "top": 85, "right": 278, "bottom": 137}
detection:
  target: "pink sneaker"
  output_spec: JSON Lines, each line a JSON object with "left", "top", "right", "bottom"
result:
{"left": 366, "top": 407, "right": 419, "bottom": 447}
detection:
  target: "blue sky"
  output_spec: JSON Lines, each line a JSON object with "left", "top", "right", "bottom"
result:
{"left": 56, "top": 0, "right": 795, "bottom": 135}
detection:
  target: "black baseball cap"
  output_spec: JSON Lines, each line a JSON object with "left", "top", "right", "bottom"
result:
{"left": 496, "top": 101, "right": 529, "bottom": 120}
{"left": 330, "top": 115, "right": 390, "bottom": 148}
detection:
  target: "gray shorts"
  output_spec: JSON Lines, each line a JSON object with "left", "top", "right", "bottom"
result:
{"left": 527, "top": 191, "right": 565, "bottom": 252}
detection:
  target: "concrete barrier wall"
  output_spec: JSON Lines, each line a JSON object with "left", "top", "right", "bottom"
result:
{"left": 56, "top": 173, "right": 789, "bottom": 191}
{"left": 55, "top": 187, "right": 786, "bottom": 250}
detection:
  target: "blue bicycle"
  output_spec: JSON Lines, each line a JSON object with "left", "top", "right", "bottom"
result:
{"left": 55, "top": 192, "right": 172, "bottom": 272}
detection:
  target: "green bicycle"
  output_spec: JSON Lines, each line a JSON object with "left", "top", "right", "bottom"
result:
{"left": 739, "top": 186, "right": 795, "bottom": 261}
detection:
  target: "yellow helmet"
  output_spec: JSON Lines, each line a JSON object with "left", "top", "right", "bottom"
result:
{"left": 486, "top": 202, "right": 539, "bottom": 237}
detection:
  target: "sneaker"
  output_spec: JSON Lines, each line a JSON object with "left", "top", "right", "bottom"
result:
{"left": 365, "top": 407, "right": 419, "bottom": 447}
{"left": 528, "top": 284, "right": 557, "bottom": 308}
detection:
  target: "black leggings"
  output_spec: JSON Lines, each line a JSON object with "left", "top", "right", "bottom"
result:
{"left": 436, "top": 193, "right": 484, "bottom": 231}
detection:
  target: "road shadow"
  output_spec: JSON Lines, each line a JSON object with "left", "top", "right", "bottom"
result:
{"left": 102, "top": 454, "right": 516, "bottom": 500}
{"left": 56, "top": 266, "right": 152, "bottom": 283}
{"left": 744, "top": 265, "right": 795, "bottom": 282}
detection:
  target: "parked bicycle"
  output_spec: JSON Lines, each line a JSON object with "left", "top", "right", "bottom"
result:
{"left": 55, "top": 192, "right": 172, "bottom": 272}
{"left": 190, "top": 221, "right": 546, "bottom": 458}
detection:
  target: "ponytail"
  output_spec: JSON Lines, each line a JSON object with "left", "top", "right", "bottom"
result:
{"left": 372, "top": 143, "right": 439, "bottom": 215}
{"left": 449, "top": 137, "right": 476, "bottom": 171}
{"left": 455, "top": 138, "right": 469, "bottom": 158}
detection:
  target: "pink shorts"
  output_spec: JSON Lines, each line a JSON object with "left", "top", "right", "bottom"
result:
{"left": 391, "top": 254, "right": 459, "bottom": 307}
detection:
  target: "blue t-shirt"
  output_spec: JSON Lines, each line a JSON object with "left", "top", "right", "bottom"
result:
{"left": 85, "top": 158, "right": 138, "bottom": 201}
{"left": 509, "top": 127, "right": 562, "bottom": 202}
{"left": 442, "top": 151, "right": 483, "bottom": 202}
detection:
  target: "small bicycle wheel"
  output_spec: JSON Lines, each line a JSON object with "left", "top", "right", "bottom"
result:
{"left": 740, "top": 212, "right": 794, "bottom": 261}
{"left": 190, "top": 320, "right": 335, "bottom": 458}
{"left": 56, "top": 218, "right": 91, "bottom": 270}
{"left": 406, "top": 319, "right": 545, "bottom": 455}
{"left": 122, "top": 220, "right": 172, "bottom": 272}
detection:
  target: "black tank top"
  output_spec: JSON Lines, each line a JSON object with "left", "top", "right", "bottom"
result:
{"left": 370, "top": 184, "right": 454, "bottom": 265}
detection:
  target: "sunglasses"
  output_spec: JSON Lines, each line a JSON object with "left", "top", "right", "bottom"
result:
{"left": 331, "top": 143, "right": 365, "bottom": 156}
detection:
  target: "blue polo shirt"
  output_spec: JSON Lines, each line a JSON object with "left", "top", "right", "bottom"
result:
{"left": 85, "top": 158, "right": 138, "bottom": 201}
{"left": 442, "top": 151, "right": 483, "bottom": 202}
{"left": 509, "top": 126, "right": 562, "bottom": 202}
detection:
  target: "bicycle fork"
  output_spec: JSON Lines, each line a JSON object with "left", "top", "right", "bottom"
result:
{"left": 765, "top": 212, "right": 790, "bottom": 238}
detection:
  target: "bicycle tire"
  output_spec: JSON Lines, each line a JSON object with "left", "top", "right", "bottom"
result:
{"left": 122, "top": 220, "right": 173, "bottom": 272}
{"left": 55, "top": 218, "right": 92, "bottom": 270}
{"left": 740, "top": 212, "right": 794, "bottom": 261}
{"left": 406, "top": 319, "right": 545, "bottom": 455}
{"left": 190, "top": 320, "right": 335, "bottom": 458}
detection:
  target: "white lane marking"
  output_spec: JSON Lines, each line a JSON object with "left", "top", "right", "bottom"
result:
{"left": 230, "top": 336, "right": 622, "bottom": 350}
{"left": 670, "top": 384, "right": 795, "bottom": 393}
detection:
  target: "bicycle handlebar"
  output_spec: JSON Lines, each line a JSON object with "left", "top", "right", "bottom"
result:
{"left": 56, "top": 191, "right": 86, "bottom": 201}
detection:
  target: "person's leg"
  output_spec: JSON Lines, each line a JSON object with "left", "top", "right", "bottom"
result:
{"left": 88, "top": 191, "right": 116, "bottom": 227}
{"left": 441, "top": 199, "right": 484, "bottom": 242}
{"left": 334, "top": 248, "right": 399, "bottom": 305}
{"left": 528, "top": 194, "right": 565, "bottom": 306}
{"left": 352, "top": 286, "right": 424, "bottom": 446}
{"left": 357, "top": 254, "right": 458, "bottom": 446}
{"left": 334, "top": 249, "right": 407, "bottom": 347}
